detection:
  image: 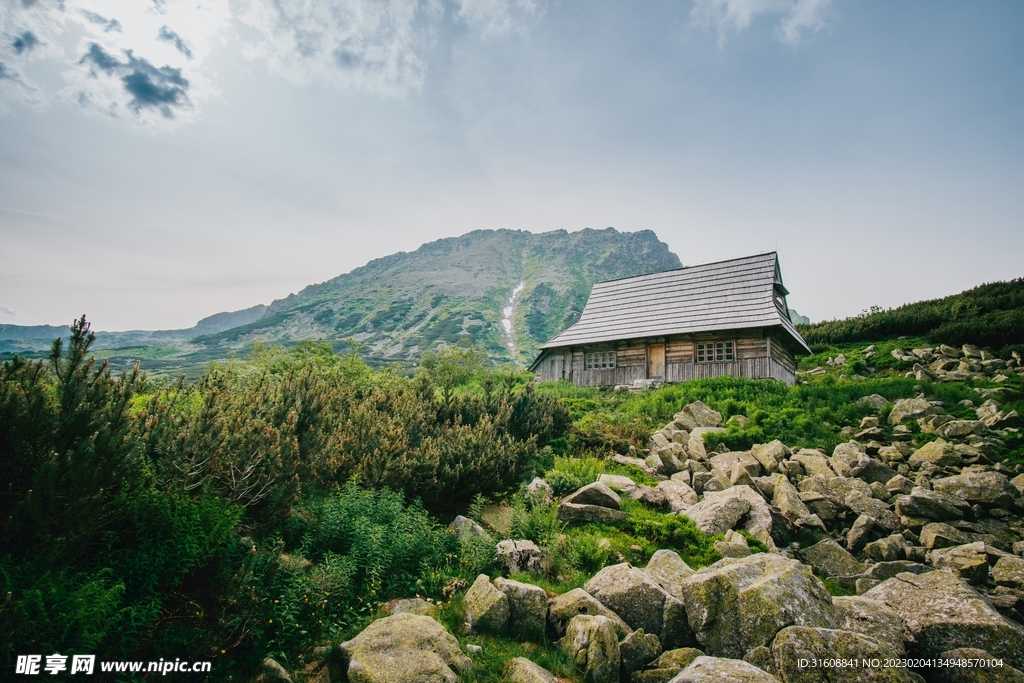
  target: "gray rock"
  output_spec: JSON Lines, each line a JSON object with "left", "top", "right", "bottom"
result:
{"left": 894, "top": 487, "right": 969, "bottom": 521}
{"left": 584, "top": 563, "right": 693, "bottom": 648}
{"left": 831, "top": 442, "right": 866, "bottom": 478}
{"left": 709, "top": 451, "right": 763, "bottom": 479}
{"left": 340, "top": 613, "right": 473, "bottom": 683}
{"left": 863, "top": 570, "right": 1024, "bottom": 668}
{"left": 932, "top": 471, "right": 1019, "bottom": 507}
{"left": 642, "top": 549, "right": 695, "bottom": 600}
{"left": 675, "top": 401, "right": 723, "bottom": 430}
{"left": 598, "top": 473, "right": 640, "bottom": 496}
{"left": 832, "top": 595, "right": 906, "bottom": 655}
{"left": 525, "top": 477, "right": 555, "bottom": 505}
{"left": 547, "top": 588, "right": 630, "bottom": 639}
{"left": 383, "top": 597, "right": 438, "bottom": 617}
{"left": 908, "top": 439, "right": 961, "bottom": 468}
{"left": 631, "top": 648, "right": 705, "bottom": 683}
{"left": 681, "top": 494, "right": 750, "bottom": 536}
{"left": 494, "top": 540, "right": 550, "bottom": 575}
{"left": 494, "top": 577, "right": 548, "bottom": 641}
{"left": 560, "top": 615, "right": 620, "bottom": 683}
{"left": 858, "top": 394, "right": 890, "bottom": 412}
{"left": 845, "top": 491, "right": 900, "bottom": 531}
{"left": 864, "top": 534, "right": 908, "bottom": 562}
{"left": 656, "top": 480, "right": 699, "bottom": 512}
{"left": 564, "top": 481, "right": 622, "bottom": 509}
{"left": 450, "top": 515, "right": 492, "bottom": 543}
{"left": 926, "top": 542, "right": 988, "bottom": 584}
{"left": 505, "top": 657, "right": 557, "bottom": 683}
{"left": 464, "top": 574, "right": 509, "bottom": 635}
{"left": 259, "top": 658, "right": 292, "bottom": 683}
{"left": 619, "top": 629, "right": 662, "bottom": 678}
{"left": 919, "top": 522, "right": 973, "bottom": 549}
{"left": 557, "top": 502, "right": 628, "bottom": 526}
{"left": 792, "top": 450, "right": 839, "bottom": 478}
{"left": 681, "top": 554, "right": 835, "bottom": 659}
{"left": 771, "top": 626, "right": 913, "bottom": 682}
{"left": 687, "top": 427, "right": 725, "bottom": 460}
{"left": 751, "top": 440, "right": 787, "bottom": 473}
{"left": 851, "top": 457, "right": 900, "bottom": 485}
{"left": 992, "top": 555, "right": 1024, "bottom": 589}
{"left": 742, "top": 646, "right": 779, "bottom": 678}
{"left": 889, "top": 398, "right": 937, "bottom": 424}
{"left": 672, "top": 656, "right": 781, "bottom": 682}
{"left": 847, "top": 514, "right": 877, "bottom": 552}
{"left": 799, "top": 539, "right": 864, "bottom": 577}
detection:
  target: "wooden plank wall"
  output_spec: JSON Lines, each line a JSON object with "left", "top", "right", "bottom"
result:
{"left": 534, "top": 329, "right": 798, "bottom": 386}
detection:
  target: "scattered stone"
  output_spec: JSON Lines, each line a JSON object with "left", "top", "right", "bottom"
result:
{"left": 564, "top": 482, "right": 622, "bottom": 509}
{"left": 889, "top": 398, "right": 937, "bottom": 424}
{"left": 920, "top": 522, "right": 973, "bottom": 549}
{"left": 932, "top": 471, "right": 1020, "bottom": 507}
{"left": 631, "top": 648, "right": 705, "bottom": 683}
{"left": 992, "top": 556, "right": 1024, "bottom": 589}
{"left": 865, "top": 534, "right": 908, "bottom": 562}
{"left": 383, "top": 597, "right": 437, "bottom": 617}
{"left": 751, "top": 440, "right": 788, "bottom": 473}
{"left": 584, "top": 563, "right": 692, "bottom": 649}
{"left": 927, "top": 542, "right": 989, "bottom": 584}
{"left": 674, "top": 401, "right": 723, "bottom": 430}
{"left": 450, "top": 515, "right": 492, "bottom": 543}
{"left": 681, "top": 493, "right": 750, "bottom": 536}
{"left": 339, "top": 613, "right": 473, "bottom": 683}
{"left": 894, "top": 487, "right": 969, "bottom": 521}
{"left": 598, "top": 473, "right": 639, "bottom": 496}
{"left": 560, "top": 615, "right": 620, "bottom": 683}
{"left": 557, "top": 502, "right": 627, "bottom": 526}
{"left": 525, "top": 477, "right": 555, "bottom": 505}
{"left": 845, "top": 491, "right": 900, "bottom": 531}
{"left": 655, "top": 479, "right": 699, "bottom": 512}
{"left": 642, "top": 549, "right": 695, "bottom": 600}
{"left": 908, "top": 439, "right": 961, "bottom": 468}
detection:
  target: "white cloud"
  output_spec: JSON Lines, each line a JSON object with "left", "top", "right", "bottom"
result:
{"left": 691, "top": 0, "right": 832, "bottom": 47}
{"left": 233, "top": 0, "right": 441, "bottom": 96}
{"left": 455, "top": 0, "right": 544, "bottom": 37}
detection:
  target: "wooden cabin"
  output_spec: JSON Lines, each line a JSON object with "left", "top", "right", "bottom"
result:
{"left": 528, "top": 252, "right": 810, "bottom": 386}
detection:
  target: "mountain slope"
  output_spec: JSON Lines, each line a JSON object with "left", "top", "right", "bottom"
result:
{"left": 196, "top": 228, "right": 682, "bottom": 365}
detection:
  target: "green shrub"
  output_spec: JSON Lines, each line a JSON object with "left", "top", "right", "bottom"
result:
{"left": 544, "top": 457, "right": 605, "bottom": 496}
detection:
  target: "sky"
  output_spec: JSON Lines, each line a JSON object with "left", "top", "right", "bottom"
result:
{"left": 1, "top": 0, "right": 1022, "bottom": 331}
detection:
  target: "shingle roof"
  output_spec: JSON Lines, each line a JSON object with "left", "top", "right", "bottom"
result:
{"left": 539, "top": 252, "right": 810, "bottom": 354}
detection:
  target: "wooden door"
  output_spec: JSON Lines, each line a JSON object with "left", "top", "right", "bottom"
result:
{"left": 647, "top": 344, "right": 665, "bottom": 380}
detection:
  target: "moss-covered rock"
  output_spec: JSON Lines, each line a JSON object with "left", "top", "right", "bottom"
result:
{"left": 584, "top": 563, "right": 694, "bottom": 649}
{"left": 681, "top": 554, "right": 835, "bottom": 659}
{"left": 831, "top": 595, "right": 905, "bottom": 655}
{"left": 547, "top": 588, "right": 631, "bottom": 640}
{"left": 494, "top": 577, "right": 548, "bottom": 641}
{"left": 673, "top": 655, "right": 781, "bottom": 681}
{"left": 464, "top": 573, "right": 509, "bottom": 636}
{"left": 504, "top": 657, "right": 558, "bottom": 683}
{"left": 619, "top": 628, "right": 662, "bottom": 678}
{"left": 339, "top": 613, "right": 473, "bottom": 683}
{"left": 559, "top": 614, "right": 620, "bottom": 683}
{"left": 863, "top": 570, "right": 1024, "bottom": 669}
{"left": 771, "top": 626, "right": 913, "bottom": 682}
{"left": 932, "top": 648, "right": 1024, "bottom": 682}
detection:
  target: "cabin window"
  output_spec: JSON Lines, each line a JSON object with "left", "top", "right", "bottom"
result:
{"left": 585, "top": 351, "right": 616, "bottom": 370}
{"left": 696, "top": 341, "right": 734, "bottom": 363}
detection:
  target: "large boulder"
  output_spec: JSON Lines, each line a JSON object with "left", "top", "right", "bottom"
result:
{"left": 464, "top": 574, "right": 509, "bottom": 635}
{"left": 863, "top": 570, "right": 1024, "bottom": 668}
{"left": 559, "top": 615, "right": 620, "bottom": 683}
{"left": 598, "top": 473, "right": 640, "bottom": 497}
{"left": 919, "top": 522, "right": 973, "bottom": 550}
{"left": 687, "top": 427, "right": 725, "bottom": 460}
{"left": 642, "top": 549, "right": 695, "bottom": 601}
{"left": 681, "top": 494, "right": 750, "bottom": 536}
{"left": 831, "top": 442, "right": 865, "bottom": 478}
{"left": 583, "top": 563, "right": 693, "bottom": 649}
{"left": 547, "top": 588, "right": 630, "bottom": 639}
{"left": 505, "top": 657, "right": 557, "bottom": 683}
{"left": 894, "top": 488, "right": 969, "bottom": 521}
{"left": 889, "top": 398, "right": 937, "bottom": 425}
{"left": 675, "top": 401, "right": 723, "bottom": 430}
{"left": 710, "top": 451, "right": 763, "bottom": 479}
{"left": 339, "top": 613, "right": 473, "bottom": 683}
{"left": 494, "top": 540, "right": 550, "bottom": 575}
{"left": 494, "top": 577, "right": 548, "bottom": 640}
{"left": 932, "top": 471, "right": 1020, "bottom": 507}
{"left": 771, "top": 626, "right": 913, "bottom": 682}
{"left": 557, "top": 503, "right": 627, "bottom": 526}
{"left": 798, "top": 539, "right": 864, "bottom": 578}
{"left": 656, "top": 480, "right": 699, "bottom": 512}
{"left": 832, "top": 595, "right": 906, "bottom": 655}
{"left": 681, "top": 554, "right": 835, "bottom": 659}
{"left": 564, "top": 482, "right": 622, "bottom": 509}
{"left": 992, "top": 555, "right": 1024, "bottom": 589}
{"left": 844, "top": 491, "right": 900, "bottom": 531}
{"left": 792, "top": 450, "right": 837, "bottom": 478}
{"left": 926, "top": 542, "right": 988, "bottom": 584}
{"left": 672, "top": 656, "right": 781, "bottom": 682}
{"left": 698, "top": 485, "right": 774, "bottom": 540}
{"left": 449, "top": 515, "right": 492, "bottom": 543}
{"left": 908, "top": 439, "right": 961, "bottom": 468}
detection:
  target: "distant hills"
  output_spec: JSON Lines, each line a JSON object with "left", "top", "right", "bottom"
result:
{"left": 0, "top": 229, "right": 682, "bottom": 375}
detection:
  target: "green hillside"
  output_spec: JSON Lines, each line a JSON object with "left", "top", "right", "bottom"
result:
{"left": 798, "top": 278, "right": 1024, "bottom": 353}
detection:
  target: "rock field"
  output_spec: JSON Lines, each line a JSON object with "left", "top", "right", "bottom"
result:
{"left": 304, "top": 361, "right": 1024, "bottom": 683}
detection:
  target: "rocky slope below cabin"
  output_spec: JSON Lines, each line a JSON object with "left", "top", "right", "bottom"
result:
{"left": 262, "top": 364, "right": 1024, "bottom": 683}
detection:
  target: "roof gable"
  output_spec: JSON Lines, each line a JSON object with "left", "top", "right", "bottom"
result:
{"left": 540, "top": 252, "right": 810, "bottom": 353}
